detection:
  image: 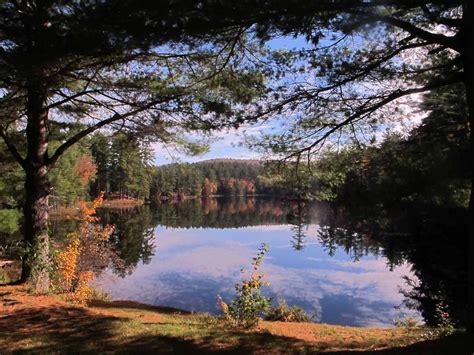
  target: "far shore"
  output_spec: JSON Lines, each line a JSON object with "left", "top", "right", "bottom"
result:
{"left": 50, "top": 198, "right": 144, "bottom": 218}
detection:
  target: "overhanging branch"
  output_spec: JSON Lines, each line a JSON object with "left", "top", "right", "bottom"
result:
{"left": 286, "top": 73, "right": 463, "bottom": 159}
{"left": 47, "top": 94, "right": 183, "bottom": 167}
{"left": 0, "top": 128, "right": 26, "bottom": 169}
{"left": 350, "top": 10, "right": 461, "bottom": 52}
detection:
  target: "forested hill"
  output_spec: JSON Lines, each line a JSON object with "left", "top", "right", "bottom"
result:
{"left": 150, "top": 159, "right": 284, "bottom": 201}
{"left": 193, "top": 158, "right": 262, "bottom": 165}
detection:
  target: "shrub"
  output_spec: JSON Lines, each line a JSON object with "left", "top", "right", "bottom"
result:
{"left": 55, "top": 233, "right": 81, "bottom": 292}
{"left": 394, "top": 316, "right": 421, "bottom": 330}
{"left": 89, "top": 287, "right": 113, "bottom": 302}
{"left": 69, "top": 271, "right": 95, "bottom": 304}
{"left": 52, "top": 193, "right": 114, "bottom": 304}
{"left": 419, "top": 302, "right": 457, "bottom": 339}
{"left": 218, "top": 243, "right": 271, "bottom": 328}
{"left": 432, "top": 302, "right": 456, "bottom": 336}
{"left": 266, "top": 298, "right": 312, "bottom": 322}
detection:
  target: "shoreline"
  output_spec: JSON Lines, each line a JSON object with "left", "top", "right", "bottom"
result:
{"left": 1, "top": 284, "right": 468, "bottom": 354}
{"left": 50, "top": 198, "right": 145, "bottom": 218}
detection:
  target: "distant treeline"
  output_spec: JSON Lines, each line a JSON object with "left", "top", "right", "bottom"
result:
{"left": 150, "top": 160, "right": 288, "bottom": 202}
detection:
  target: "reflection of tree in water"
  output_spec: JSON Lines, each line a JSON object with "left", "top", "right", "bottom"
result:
{"left": 48, "top": 197, "right": 467, "bottom": 328}
{"left": 317, "top": 226, "right": 380, "bottom": 260}
{"left": 50, "top": 206, "right": 157, "bottom": 278}
{"left": 317, "top": 205, "right": 468, "bottom": 327}
{"left": 286, "top": 201, "right": 308, "bottom": 251}
{"left": 152, "top": 197, "right": 331, "bottom": 251}
{"left": 99, "top": 207, "right": 156, "bottom": 277}
{"left": 152, "top": 197, "right": 291, "bottom": 229}
{"left": 151, "top": 197, "right": 331, "bottom": 251}
{"left": 48, "top": 198, "right": 296, "bottom": 278}
{"left": 156, "top": 197, "right": 325, "bottom": 251}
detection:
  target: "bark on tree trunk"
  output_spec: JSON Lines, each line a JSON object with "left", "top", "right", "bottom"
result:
{"left": 20, "top": 73, "right": 51, "bottom": 293}
{"left": 463, "top": 1, "right": 474, "bottom": 334}
{"left": 466, "top": 90, "right": 474, "bottom": 333}
{"left": 21, "top": 166, "right": 51, "bottom": 293}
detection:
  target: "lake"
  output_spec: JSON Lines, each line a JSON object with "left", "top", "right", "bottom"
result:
{"left": 90, "top": 198, "right": 421, "bottom": 327}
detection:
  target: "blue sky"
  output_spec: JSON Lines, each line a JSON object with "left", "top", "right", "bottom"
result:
{"left": 153, "top": 113, "right": 301, "bottom": 165}
{"left": 153, "top": 36, "right": 310, "bottom": 166}
{"left": 152, "top": 123, "right": 270, "bottom": 165}
{"left": 151, "top": 32, "right": 423, "bottom": 166}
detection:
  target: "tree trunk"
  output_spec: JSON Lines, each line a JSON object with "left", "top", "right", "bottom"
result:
{"left": 21, "top": 165, "right": 51, "bottom": 293}
{"left": 463, "top": 1, "right": 474, "bottom": 333}
{"left": 20, "top": 73, "right": 51, "bottom": 293}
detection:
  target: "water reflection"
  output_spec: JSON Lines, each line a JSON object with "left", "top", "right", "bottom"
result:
{"left": 150, "top": 197, "right": 294, "bottom": 229}
{"left": 45, "top": 197, "right": 467, "bottom": 327}
{"left": 87, "top": 198, "right": 429, "bottom": 327}
{"left": 286, "top": 201, "right": 309, "bottom": 251}
{"left": 318, "top": 204, "right": 468, "bottom": 328}
{"left": 0, "top": 192, "right": 451, "bottom": 329}
{"left": 100, "top": 208, "right": 156, "bottom": 276}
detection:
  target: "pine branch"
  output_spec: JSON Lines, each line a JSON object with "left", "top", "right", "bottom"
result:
{"left": 286, "top": 73, "right": 463, "bottom": 159}
{"left": 0, "top": 128, "right": 26, "bottom": 168}
{"left": 47, "top": 94, "right": 184, "bottom": 167}
{"left": 350, "top": 10, "right": 461, "bottom": 52}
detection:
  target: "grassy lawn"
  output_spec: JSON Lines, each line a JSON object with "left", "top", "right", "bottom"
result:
{"left": 0, "top": 285, "right": 470, "bottom": 354}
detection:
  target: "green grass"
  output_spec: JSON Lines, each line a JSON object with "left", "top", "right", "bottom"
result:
{"left": 0, "top": 286, "right": 471, "bottom": 354}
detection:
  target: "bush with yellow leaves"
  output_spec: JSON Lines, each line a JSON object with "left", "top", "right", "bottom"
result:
{"left": 53, "top": 193, "right": 114, "bottom": 304}
{"left": 55, "top": 233, "right": 80, "bottom": 292}
{"left": 218, "top": 243, "right": 271, "bottom": 328}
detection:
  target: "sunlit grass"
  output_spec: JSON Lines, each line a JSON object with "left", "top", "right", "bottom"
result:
{"left": 0, "top": 286, "right": 469, "bottom": 354}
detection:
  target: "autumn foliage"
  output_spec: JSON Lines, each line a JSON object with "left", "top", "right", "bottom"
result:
{"left": 54, "top": 193, "right": 114, "bottom": 304}
{"left": 218, "top": 243, "right": 271, "bottom": 328}
{"left": 201, "top": 177, "right": 218, "bottom": 196}
{"left": 74, "top": 154, "right": 97, "bottom": 186}
{"left": 55, "top": 235, "right": 80, "bottom": 292}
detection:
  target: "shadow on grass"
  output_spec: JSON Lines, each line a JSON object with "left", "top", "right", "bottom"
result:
{"left": 0, "top": 303, "right": 471, "bottom": 354}
{"left": 89, "top": 299, "right": 190, "bottom": 315}
{"left": 116, "top": 331, "right": 315, "bottom": 354}
{"left": 0, "top": 304, "right": 310, "bottom": 354}
{"left": 0, "top": 306, "right": 122, "bottom": 353}
{"left": 330, "top": 332, "right": 471, "bottom": 355}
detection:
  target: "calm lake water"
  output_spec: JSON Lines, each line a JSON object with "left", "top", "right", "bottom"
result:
{"left": 90, "top": 198, "right": 420, "bottom": 327}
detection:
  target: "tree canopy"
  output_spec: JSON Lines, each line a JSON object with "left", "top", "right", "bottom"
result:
{"left": 0, "top": 0, "right": 269, "bottom": 290}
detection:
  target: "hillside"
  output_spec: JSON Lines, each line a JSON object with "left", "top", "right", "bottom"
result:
{"left": 194, "top": 158, "right": 263, "bottom": 166}
{"left": 150, "top": 159, "right": 286, "bottom": 201}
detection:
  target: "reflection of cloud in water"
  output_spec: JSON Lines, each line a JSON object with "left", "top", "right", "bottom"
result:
{"left": 319, "top": 294, "right": 404, "bottom": 327}
{"left": 96, "top": 225, "right": 418, "bottom": 327}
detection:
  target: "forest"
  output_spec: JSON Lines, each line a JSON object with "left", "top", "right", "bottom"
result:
{"left": 151, "top": 160, "right": 290, "bottom": 200}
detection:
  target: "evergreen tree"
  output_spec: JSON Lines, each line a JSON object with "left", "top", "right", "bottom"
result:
{"left": 150, "top": 160, "right": 272, "bottom": 200}
{"left": 49, "top": 143, "right": 95, "bottom": 207}
{"left": 90, "top": 134, "right": 112, "bottom": 196}
{"left": 0, "top": 1, "right": 266, "bottom": 290}
{"left": 109, "top": 134, "right": 152, "bottom": 200}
